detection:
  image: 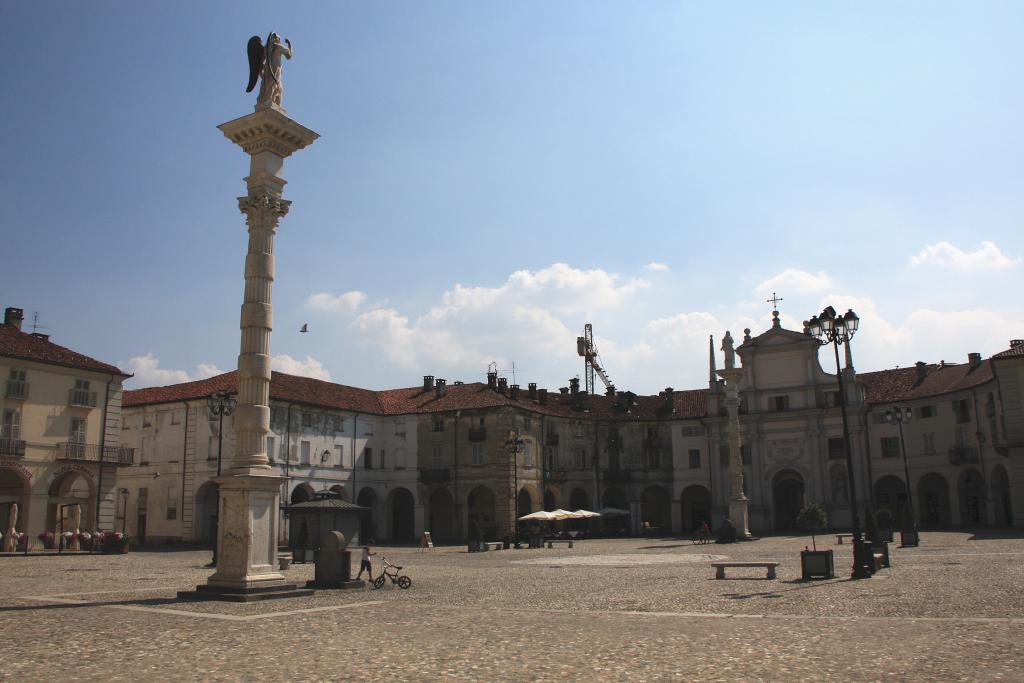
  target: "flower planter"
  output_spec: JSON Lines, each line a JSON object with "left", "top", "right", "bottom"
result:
{"left": 800, "top": 549, "right": 835, "bottom": 580}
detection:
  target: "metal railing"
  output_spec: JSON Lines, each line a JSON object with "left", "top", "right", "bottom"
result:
{"left": 68, "top": 389, "right": 97, "bottom": 407}
{"left": 419, "top": 468, "right": 451, "bottom": 483}
{"left": 0, "top": 438, "right": 26, "bottom": 457}
{"left": 56, "top": 442, "right": 135, "bottom": 465}
{"left": 5, "top": 380, "right": 28, "bottom": 400}
{"left": 948, "top": 446, "right": 980, "bottom": 465}
{"left": 468, "top": 427, "right": 486, "bottom": 442}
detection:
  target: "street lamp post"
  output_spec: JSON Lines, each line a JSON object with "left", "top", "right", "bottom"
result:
{"left": 884, "top": 406, "right": 919, "bottom": 547}
{"left": 120, "top": 489, "right": 129, "bottom": 534}
{"left": 206, "top": 390, "right": 237, "bottom": 567}
{"left": 505, "top": 430, "right": 524, "bottom": 541}
{"left": 805, "top": 306, "right": 873, "bottom": 579}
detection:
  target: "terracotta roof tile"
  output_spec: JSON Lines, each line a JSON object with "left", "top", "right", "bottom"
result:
{"left": 0, "top": 323, "right": 127, "bottom": 376}
{"left": 992, "top": 342, "right": 1024, "bottom": 359}
{"left": 859, "top": 360, "right": 994, "bottom": 404}
{"left": 126, "top": 373, "right": 709, "bottom": 421}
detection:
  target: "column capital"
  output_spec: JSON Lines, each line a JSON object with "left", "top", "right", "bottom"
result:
{"left": 218, "top": 107, "right": 320, "bottom": 158}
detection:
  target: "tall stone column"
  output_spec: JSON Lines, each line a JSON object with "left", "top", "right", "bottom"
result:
{"left": 180, "top": 103, "right": 318, "bottom": 601}
{"left": 717, "top": 366, "right": 753, "bottom": 539}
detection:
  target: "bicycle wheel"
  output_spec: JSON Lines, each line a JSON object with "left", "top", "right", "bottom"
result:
{"left": 372, "top": 575, "right": 385, "bottom": 589}
{"left": 397, "top": 575, "right": 411, "bottom": 590}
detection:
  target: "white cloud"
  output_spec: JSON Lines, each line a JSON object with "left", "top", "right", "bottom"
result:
{"left": 645, "top": 261, "right": 670, "bottom": 272}
{"left": 909, "top": 241, "right": 1020, "bottom": 271}
{"left": 350, "top": 263, "right": 643, "bottom": 381}
{"left": 755, "top": 269, "right": 832, "bottom": 297}
{"left": 271, "top": 354, "right": 332, "bottom": 381}
{"left": 305, "top": 291, "right": 367, "bottom": 314}
{"left": 124, "top": 354, "right": 223, "bottom": 388}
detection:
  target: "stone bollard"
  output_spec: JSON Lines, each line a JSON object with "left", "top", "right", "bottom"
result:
{"left": 306, "top": 531, "right": 364, "bottom": 589}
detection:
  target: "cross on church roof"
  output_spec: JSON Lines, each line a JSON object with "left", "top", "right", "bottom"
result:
{"left": 766, "top": 292, "right": 783, "bottom": 310}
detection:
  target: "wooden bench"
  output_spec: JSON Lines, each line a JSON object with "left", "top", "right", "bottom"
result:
{"left": 836, "top": 533, "right": 853, "bottom": 545}
{"left": 483, "top": 541, "right": 503, "bottom": 551}
{"left": 711, "top": 561, "right": 779, "bottom": 580}
{"left": 546, "top": 539, "right": 574, "bottom": 549}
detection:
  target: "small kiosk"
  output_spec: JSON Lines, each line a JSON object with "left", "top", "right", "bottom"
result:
{"left": 285, "top": 491, "right": 369, "bottom": 563}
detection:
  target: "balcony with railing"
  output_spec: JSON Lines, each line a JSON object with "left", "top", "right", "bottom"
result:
{"left": 5, "top": 380, "right": 28, "bottom": 400}
{"left": 0, "top": 438, "right": 26, "bottom": 458}
{"left": 68, "top": 388, "right": 98, "bottom": 408}
{"left": 603, "top": 468, "right": 631, "bottom": 483}
{"left": 642, "top": 435, "right": 663, "bottom": 450}
{"left": 419, "top": 467, "right": 451, "bottom": 484}
{"left": 544, "top": 432, "right": 559, "bottom": 446}
{"left": 468, "top": 426, "right": 486, "bottom": 442}
{"left": 948, "top": 446, "right": 980, "bottom": 465}
{"left": 56, "top": 442, "right": 135, "bottom": 465}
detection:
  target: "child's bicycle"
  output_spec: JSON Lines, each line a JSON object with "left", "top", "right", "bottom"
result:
{"left": 373, "top": 557, "right": 412, "bottom": 589}
{"left": 691, "top": 525, "right": 712, "bottom": 545}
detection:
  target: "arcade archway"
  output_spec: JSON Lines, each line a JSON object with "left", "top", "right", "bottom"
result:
{"left": 357, "top": 487, "right": 377, "bottom": 542}
{"left": 388, "top": 487, "right": 415, "bottom": 542}
{"left": 428, "top": 488, "right": 455, "bottom": 542}
{"left": 467, "top": 485, "right": 496, "bottom": 540}
{"left": 958, "top": 469, "right": 987, "bottom": 526}
{"left": 680, "top": 485, "right": 712, "bottom": 533}
{"left": 918, "top": 472, "right": 951, "bottom": 527}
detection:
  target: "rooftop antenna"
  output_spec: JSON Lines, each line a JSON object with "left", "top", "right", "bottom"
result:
{"left": 31, "top": 311, "right": 47, "bottom": 334}
{"left": 511, "top": 361, "right": 516, "bottom": 385}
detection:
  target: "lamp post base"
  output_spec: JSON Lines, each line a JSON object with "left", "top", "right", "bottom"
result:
{"left": 850, "top": 538, "right": 876, "bottom": 579}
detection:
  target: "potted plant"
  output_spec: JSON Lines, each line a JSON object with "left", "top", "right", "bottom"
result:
{"left": 100, "top": 531, "right": 130, "bottom": 554}
{"left": 797, "top": 503, "right": 834, "bottom": 580}
{"left": 77, "top": 531, "right": 94, "bottom": 551}
{"left": 38, "top": 531, "right": 55, "bottom": 550}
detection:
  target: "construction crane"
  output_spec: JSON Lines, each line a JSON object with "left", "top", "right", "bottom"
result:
{"left": 576, "top": 323, "right": 613, "bottom": 395}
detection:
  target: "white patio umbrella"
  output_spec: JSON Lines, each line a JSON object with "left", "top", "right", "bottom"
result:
{"left": 518, "top": 510, "right": 559, "bottom": 522}
{"left": 549, "top": 509, "right": 578, "bottom": 521}
{"left": 597, "top": 506, "right": 630, "bottom": 517}
{"left": 572, "top": 509, "right": 601, "bottom": 518}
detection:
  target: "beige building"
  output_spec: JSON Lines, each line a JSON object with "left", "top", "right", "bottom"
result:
{"left": 117, "top": 319, "right": 1024, "bottom": 545}
{"left": 0, "top": 307, "right": 133, "bottom": 546}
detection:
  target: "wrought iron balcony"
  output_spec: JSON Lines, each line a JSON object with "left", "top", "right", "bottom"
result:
{"left": 468, "top": 426, "right": 487, "bottom": 442}
{"left": 603, "top": 468, "right": 631, "bottom": 483}
{"left": 544, "top": 432, "right": 559, "bottom": 446}
{"left": 0, "top": 438, "right": 26, "bottom": 458}
{"left": 642, "top": 435, "right": 663, "bottom": 450}
{"left": 948, "top": 446, "right": 980, "bottom": 465}
{"left": 56, "top": 442, "right": 135, "bottom": 466}
{"left": 419, "top": 467, "right": 451, "bottom": 484}
{"left": 68, "top": 388, "right": 97, "bottom": 408}
{"left": 5, "top": 380, "right": 28, "bottom": 400}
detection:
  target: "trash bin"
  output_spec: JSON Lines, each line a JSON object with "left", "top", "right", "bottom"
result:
{"left": 502, "top": 536, "right": 511, "bottom": 550}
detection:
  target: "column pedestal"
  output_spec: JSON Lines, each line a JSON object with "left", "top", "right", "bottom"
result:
{"left": 179, "top": 473, "right": 313, "bottom": 601}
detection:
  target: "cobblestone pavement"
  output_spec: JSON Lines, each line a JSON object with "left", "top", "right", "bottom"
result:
{"left": 2, "top": 531, "right": 1022, "bottom": 681}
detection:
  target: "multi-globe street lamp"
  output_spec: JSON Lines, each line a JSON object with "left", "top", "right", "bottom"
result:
{"left": 805, "top": 306, "right": 873, "bottom": 579}
{"left": 505, "top": 430, "right": 524, "bottom": 539}
{"left": 884, "top": 405, "right": 919, "bottom": 547}
{"left": 206, "top": 390, "right": 237, "bottom": 567}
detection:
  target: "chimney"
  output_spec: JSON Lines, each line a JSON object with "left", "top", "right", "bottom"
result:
{"left": 569, "top": 377, "right": 580, "bottom": 395}
{"left": 559, "top": 387, "right": 569, "bottom": 395}
{"left": 487, "top": 371, "right": 498, "bottom": 389}
{"left": 4, "top": 307, "right": 24, "bottom": 330}
{"left": 497, "top": 377, "right": 508, "bottom": 393}
{"left": 915, "top": 361, "right": 928, "bottom": 384}
{"left": 435, "top": 378, "right": 447, "bottom": 397}
{"left": 605, "top": 384, "right": 616, "bottom": 398}
{"left": 968, "top": 352, "right": 982, "bottom": 369}
{"left": 453, "top": 380, "right": 464, "bottom": 385}
{"left": 527, "top": 382, "right": 537, "bottom": 400}
{"left": 1011, "top": 339, "right": 1024, "bottom": 348}
{"left": 509, "top": 384, "right": 519, "bottom": 400}
{"left": 423, "top": 375, "right": 434, "bottom": 392}
{"left": 538, "top": 388, "right": 548, "bottom": 404}
{"left": 31, "top": 332, "right": 49, "bottom": 342}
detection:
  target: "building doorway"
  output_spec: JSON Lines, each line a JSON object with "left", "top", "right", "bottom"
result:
{"left": 772, "top": 469, "right": 805, "bottom": 530}
{"left": 389, "top": 487, "right": 415, "bottom": 542}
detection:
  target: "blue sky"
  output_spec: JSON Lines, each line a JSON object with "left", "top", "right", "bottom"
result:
{"left": 2, "top": 2, "right": 1022, "bottom": 392}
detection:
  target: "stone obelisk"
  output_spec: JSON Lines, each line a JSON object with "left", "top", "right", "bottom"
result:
{"left": 181, "top": 34, "right": 318, "bottom": 601}
{"left": 717, "top": 331, "right": 753, "bottom": 540}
